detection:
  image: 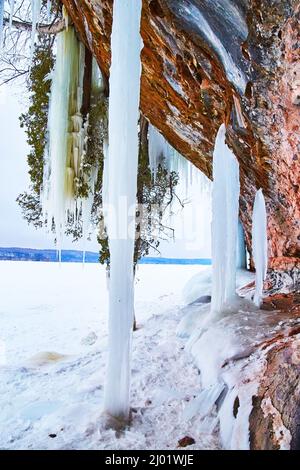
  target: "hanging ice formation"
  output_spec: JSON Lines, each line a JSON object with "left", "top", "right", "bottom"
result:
{"left": 43, "top": 25, "right": 98, "bottom": 257}
{"left": 9, "top": 0, "right": 15, "bottom": 30}
{"left": 0, "top": 0, "right": 4, "bottom": 48}
{"left": 252, "top": 189, "right": 268, "bottom": 307}
{"left": 148, "top": 123, "right": 210, "bottom": 195}
{"left": 62, "top": 4, "right": 69, "bottom": 30}
{"left": 103, "top": 0, "right": 142, "bottom": 421}
{"left": 148, "top": 124, "right": 170, "bottom": 180}
{"left": 148, "top": 122, "right": 212, "bottom": 255}
{"left": 211, "top": 124, "right": 240, "bottom": 314}
{"left": 30, "top": 1, "right": 42, "bottom": 64}
{"left": 81, "top": 58, "right": 106, "bottom": 259}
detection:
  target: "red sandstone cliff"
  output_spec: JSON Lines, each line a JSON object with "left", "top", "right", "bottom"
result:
{"left": 62, "top": 0, "right": 300, "bottom": 289}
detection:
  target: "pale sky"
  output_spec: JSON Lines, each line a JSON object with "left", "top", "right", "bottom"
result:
{"left": 0, "top": 84, "right": 87, "bottom": 250}
{"left": 0, "top": 84, "right": 212, "bottom": 257}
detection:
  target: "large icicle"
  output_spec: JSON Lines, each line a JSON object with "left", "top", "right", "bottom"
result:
{"left": 211, "top": 124, "right": 240, "bottom": 314}
{"left": 103, "top": 0, "right": 142, "bottom": 422}
{"left": 252, "top": 189, "right": 268, "bottom": 307}
{"left": 43, "top": 29, "right": 73, "bottom": 251}
{"left": 148, "top": 123, "right": 211, "bottom": 196}
{"left": 43, "top": 26, "right": 88, "bottom": 253}
{"left": 80, "top": 59, "right": 105, "bottom": 260}
{"left": 80, "top": 165, "right": 98, "bottom": 263}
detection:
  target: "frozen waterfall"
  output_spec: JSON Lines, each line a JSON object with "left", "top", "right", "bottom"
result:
{"left": 103, "top": 0, "right": 142, "bottom": 421}
{"left": 43, "top": 28, "right": 74, "bottom": 251}
{"left": 252, "top": 189, "right": 268, "bottom": 307}
{"left": 211, "top": 124, "right": 240, "bottom": 314}
{"left": 43, "top": 26, "right": 95, "bottom": 256}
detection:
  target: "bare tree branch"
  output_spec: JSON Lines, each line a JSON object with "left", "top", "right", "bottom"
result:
{"left": 0, "top": 69, "right": 29, "bottom": 86}
{"left": 3, "top": 17, "right": 66, "bottom": 35}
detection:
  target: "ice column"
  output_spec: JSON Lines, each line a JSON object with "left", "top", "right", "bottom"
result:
{"left": 252, "top": 189, "right": 268, "bottom": 307}
{"left": 103, "top": 0, "right": 142, "bottom": 421}
{"left": 211, "top": 124, "right": 240, "bottom": 314}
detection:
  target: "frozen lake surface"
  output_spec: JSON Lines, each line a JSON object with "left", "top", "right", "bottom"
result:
{"left": 0, "top": 261, "right": 219, "bottom": 450}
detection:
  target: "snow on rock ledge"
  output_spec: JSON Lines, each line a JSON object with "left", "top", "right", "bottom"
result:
{"left": 177, "top": 293, "right": 300, "bottom": 449}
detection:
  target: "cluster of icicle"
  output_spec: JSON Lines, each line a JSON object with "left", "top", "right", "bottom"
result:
{"left": 148, "top": 122, "right": 250, "bottom": 284}
{"left": 177, "top": 126, "right": 268, "bottom": 450}
{"left": 30, "top": 1, "right": 53, "bottom": 62}
{"left": 42, "top": 21, "right": 98, "bottom": 258}
{"left": 148, "top": 123, "right": 211, "bottom": 196}
{"left": 211, "top": 124, "right": 240, "bottom": 314}
{"left": 148, "top": 123, "right": 212, "bottom": 257}
{"left": 5, "top": 1, "right": 42, "bottom": 62}
{"left": 210, "top": 124, "right": 268, "bottom": 313}
{"left": 149, "top": 122, "right": 249, "bottom": 285}
{"left": 4, "top": 2, "right": 98, "bottom": 256}
{"left": 0, "top": 1, "right": 47, "bottom": 57}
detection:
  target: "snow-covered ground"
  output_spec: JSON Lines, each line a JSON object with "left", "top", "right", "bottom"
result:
{"left": 0, "top": 261, "right": 219, "bottom": 450}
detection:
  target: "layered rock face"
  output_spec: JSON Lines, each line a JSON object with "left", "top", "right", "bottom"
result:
{"left": 62, "top": 0, "right": 300, "bottom": 291}
{"left": 248, "top": 295, "right": 300, "bottom": 450}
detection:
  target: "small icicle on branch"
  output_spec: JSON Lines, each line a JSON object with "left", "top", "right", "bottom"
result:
{"left": 3, "top": 16, "right": 66, "bottom": 35}
{"left": 2, "top": 0, "right": 66, "bottom": 51}
{"left": 30, "top": 0, "right": 42, "bottom": 65}
{"left": 9, "top": 0, "right": 15, "bottom": 31}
